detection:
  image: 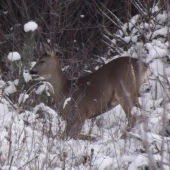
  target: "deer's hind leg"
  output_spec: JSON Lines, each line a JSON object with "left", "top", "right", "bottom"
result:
{"left": 116, "top": 92, "right": 138, "bottom": 132}
{"left": 120, "top": 100, "right": 136, "bottom": 132}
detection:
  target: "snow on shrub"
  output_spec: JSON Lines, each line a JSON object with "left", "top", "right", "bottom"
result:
{"left": 23, "top": 69, "right": 32, "bottom": 83}
{"left": 18, "top": 93, "right": 29, "bottom": 105}
{"left": 7, "top": 52, "right": 21, "bottom": 61}
{"left": 24, "top": 21, "right": 38, "bottom": 32}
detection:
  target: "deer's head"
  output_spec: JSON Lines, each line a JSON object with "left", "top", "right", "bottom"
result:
{"left": 30, "top": 44, "right": 59, "bottom": 80}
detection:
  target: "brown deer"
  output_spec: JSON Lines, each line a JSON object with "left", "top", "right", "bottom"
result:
{"left": 30, "top": 44, "right": 151, "bottom": 139}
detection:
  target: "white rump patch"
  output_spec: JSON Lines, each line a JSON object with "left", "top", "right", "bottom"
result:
{"left": 63, "top": 97, "right": 72, "bottom": 109}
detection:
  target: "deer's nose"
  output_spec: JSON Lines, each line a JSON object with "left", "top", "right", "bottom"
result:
{"left": 29, "top": 70, "right": 38, "bottom": 75}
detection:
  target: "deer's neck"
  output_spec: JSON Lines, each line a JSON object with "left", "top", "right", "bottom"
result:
{"left": 47, "top": 67, "right": 69, "bottom": 105}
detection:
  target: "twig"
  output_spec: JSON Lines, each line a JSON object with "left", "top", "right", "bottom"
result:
{"left": 62, "top": 152, "right": 66, "bottom": 170}
{"left": 89, "top": 148, "right": 94, "bottom": 170}
{"left": 94, "top": 2, "right": 126, "bottom": 35}
{"left": 126, "top": 132, "right": 142, "bottom": 140}
{"left": 18, "top": 155, "right": 39, "bottom": 169}
{"left": 8, "top": 156, "right": 14, "bottom": 170}
{"left": 2, "top": 94, "right": 18, "bottom": 110}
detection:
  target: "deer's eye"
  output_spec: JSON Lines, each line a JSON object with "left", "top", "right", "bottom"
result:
{"left": 40, "top": 60, "right": 45, "bottom": 64}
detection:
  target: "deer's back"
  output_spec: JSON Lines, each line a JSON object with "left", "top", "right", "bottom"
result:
{"left": 59, "top": 57, "right": 149, "bottom": 120}
{"left": 63, "top": 57, "right": 148, "bottom": 119}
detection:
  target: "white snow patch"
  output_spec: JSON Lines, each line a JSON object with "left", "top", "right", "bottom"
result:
{"left": 121, "top": 155, "right": 136, "bottom": 162}
{"left": 18, "top": 93, "right": 29, "bottom": 105}
{"left": 24, "top": 21, "right": 38, "bottom": 32}
{"left": 3, "top": 11, "right": 8, "bottom": 15}
{"left": 156, "top": 11, "right": 167, "bottom": 23}
{"left": 94, "top": 156, "right": 113, "bottom": 170}
{"left": 165, "top": 67, "right": 170, "bottom": 77}
{"left": 131, "top": 35, "right": 138, "bottom": 43}
{"left": 123, "top": 36, "right": 131, "bottom": 43}
{"left": 8, "top": 52, "right": 21, "bottom": 61}
{"left": 149, "top": 59, "right": 164, "bottom": 77}
{"left": 44, "top": 82, "right": 54, "bottom": 95}
{"left": 5, "top": 81, "right": 17, "bottom": 94}
{"left": 151, "top": 5, "right": 159, "bottom": 13}
{"left": 145, "top": 43, "right": 168, "bottom": 62}
{"left": 152, "top": 39, "right": 168, "bottom": 49}
{"left": 30, "top": 61, "right": 36, "bottom": 68}
{"left": 152, "top": 27, "right": 169, "bottom": 39}
{"left": 35, "top": 84, "right": 46, "bottom": 94}
{"left": 127, "top": 155, "right": 148, "bottom": 170}
{"left": 14, "top": 79, "right": 19, "bottom": 86}
{"left": 63, "top": 97, "right": 71, "bottom": 109}
{"left": 129, "top": 15, "right": 140, "bottom": 30}
{"left": 23, "top": 69, "right": 32, "bottom": 83}
{"left": 2, "top": 166, "right": 18, "bottom": 170}
{"left": 0, "top": 80, "right": 5, "bottom": 88}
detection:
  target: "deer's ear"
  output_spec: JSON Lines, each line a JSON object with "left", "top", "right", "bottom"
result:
{"left": 42, "top": 43, "right": 54, "bottom": 56}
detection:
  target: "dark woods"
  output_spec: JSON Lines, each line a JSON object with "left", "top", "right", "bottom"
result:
{"left": 0, "top": 0, "right": 139, "bottom": 73}
{"left": 0, "top": 0, "right": 165, "bottom": 107}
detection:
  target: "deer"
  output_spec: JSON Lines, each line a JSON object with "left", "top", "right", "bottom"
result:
{"left": 30, "top": 43, "right": 151, "bottom": 140}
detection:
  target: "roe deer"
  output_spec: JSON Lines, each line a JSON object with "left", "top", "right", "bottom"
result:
{"left": 30, "top": 44, "right": 151, "bottom": 139}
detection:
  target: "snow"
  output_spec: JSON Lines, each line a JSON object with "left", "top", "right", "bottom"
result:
{"left": 7, "top": 52, "right": 21, "bottom": 61}
{"left": 35, "top": 84, "right": 46, "bottom": 94}
{"left": 121, "top": 155, "right": 136, "bottom": 163}
{"left": 145, "top": 43, "right": 168, "bottom": 62}
{"left": 24, "top": 21, "right": 38, "bottom": 32}
{"left": 129, "top": 15, "right": 140, "bottom": 30}
{"left": 94, "top": 156, "right": 113, "bottom": 170}
{"left": 0, "top": 95, "right": 169, "bottom": 169}
{"left": 131, "top": 35, "right": 138, "bottom": 43}
{"left": 151, "top": 5, "right": 159, "bottom": 13}
{"left": 127, "top": 155, "right": 148, "bottom": 170}
{"left": 122, "top": 36, "right": 131, "bottom": 43}
{"left": 2, "top": 166, "right": 18, "bottom": 170}
{"left": 3, "top": 11, "right": 8, "bottom": 15}
{"left": 45, "top": 82, "right": 54, "bottom": 95}
{"left": 152, "top": 27, "right": 169, "bottom": 39}
{"left": 63, "top": 97, "right": 71, "bottom": 109}
{"left": 0, "top": 80, "right": 5, "bottom": 88}
{"left": 5, "top": 81, "right": 17, "bottom": 94}
{"left": 156, "top": 11, "right": 167, "bottom": 23}
{"left": 150, "top": 59, "right": 164, "bottom": 76}
{"left": 30, "top": 61, "right": 36, "bottom": 68}
{"left": 165, "top": 67, "right": 170, "bottom": 76}
{"left": 23, "top": 69, "right": 32, "bottom": 82}
{"left": 18, "top": 93, "right": 29, "bottom": 105}
{"left": 14, "top": 79, "right": 19, "bottom": 86}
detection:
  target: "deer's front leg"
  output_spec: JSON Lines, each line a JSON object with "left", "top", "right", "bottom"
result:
{"left": 64, "top": 116, "right": 85, "bottom": 139}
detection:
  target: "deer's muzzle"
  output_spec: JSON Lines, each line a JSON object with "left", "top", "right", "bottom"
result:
{"left": 29, "top": 70, "right": 38, "bottom": 75}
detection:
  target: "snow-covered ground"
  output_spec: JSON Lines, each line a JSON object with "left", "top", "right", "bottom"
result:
{"left": 1, "top": 6, "right": 170, "bottom": 170}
